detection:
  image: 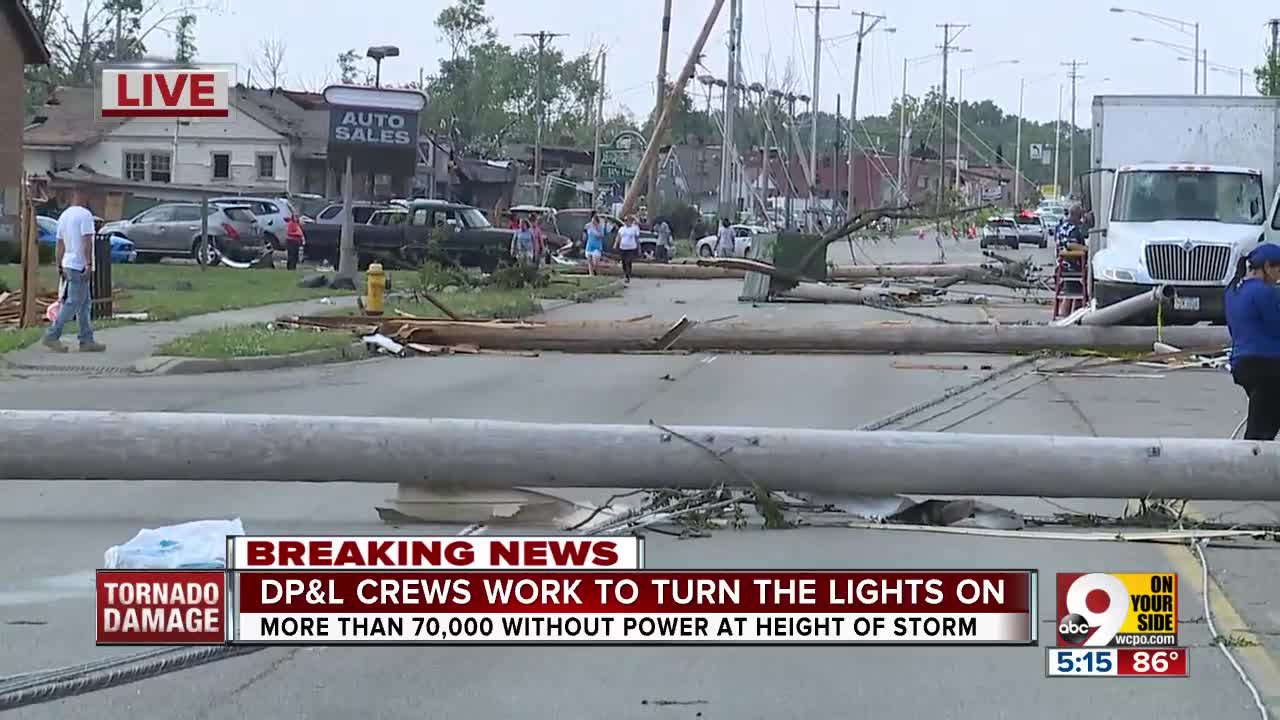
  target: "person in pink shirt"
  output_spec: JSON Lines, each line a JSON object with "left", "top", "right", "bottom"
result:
{"left": 529, "top": 213, "right": 545, "bottom": 265}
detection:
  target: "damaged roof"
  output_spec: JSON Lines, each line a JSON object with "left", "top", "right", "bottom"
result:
{"left": 5, "top": 0, "right": 50, "bottom": 65}
{"left": 232, "top": 86, "right": 330, "bottom": 158}
{"left": 24, "top": 85, "right": 298, "bottom": 149}
{"left": 23, "top": 87, "right": 129, "bottom": 148}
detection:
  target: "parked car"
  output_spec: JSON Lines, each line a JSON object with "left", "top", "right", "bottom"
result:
{"left": 979, "top": 216, "right": 1021, "bottom": 249}
{"left": 553, "top": 209, "right": 661, "bottom": 260}
{"left": 696, "top": 224, "right": 769, "bottom": 258}
{"left": 1012, "top": 212, "right": 1049, "bottom": 248}
{"left": 311, "top": 202, "right": 387, "bottom": 226}
{"left": 302, "top": 199, "right": 514, "bottom": 271}
{"left": 210, "top": 197, "right": 296, "bottom": 250}
{"left": 36, "top": 215, "right": 137, "bottom": 263}
{"left": 99, "top": 202, "right": 266, "bottom": 264}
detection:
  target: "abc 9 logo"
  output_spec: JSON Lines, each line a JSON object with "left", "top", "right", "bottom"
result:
{"left": 1058, "top": 574, "right": 1130, "bottom": 646}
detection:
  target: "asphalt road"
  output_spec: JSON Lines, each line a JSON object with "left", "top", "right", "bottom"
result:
{"left": 2, "top": 231, "right": 1274, "bottom": 719}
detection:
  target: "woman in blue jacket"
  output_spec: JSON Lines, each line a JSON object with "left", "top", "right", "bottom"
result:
{"left": 1225, "top": 243, "right": 1280, "bottom": 440}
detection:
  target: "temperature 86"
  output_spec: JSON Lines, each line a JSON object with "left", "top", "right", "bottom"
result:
{"left": 1132, "top": 651, "right": 1171, "bottom": 673}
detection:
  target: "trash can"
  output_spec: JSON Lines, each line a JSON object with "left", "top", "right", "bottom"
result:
{"left": 90, "top": 234, "right": 113, "bottom": 320}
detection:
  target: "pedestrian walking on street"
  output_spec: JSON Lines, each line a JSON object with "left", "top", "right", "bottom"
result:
{"left": 616, "top": 214, "right": 641, "bottom": 283}
{"left": 1225, "top": 243, "right": 1280, "bottom": 440}
{"left": 654, "top": 218, "right": 673, "bottom": 262}
{"left": 584, "top": 213, "right": 605, "bottom": 276}
{"left": 43, "top": 189, "right": 105, "bottom": 353}
{"left": 715, "top": 218, "right": 736, "bottom": 258}
{"left": 510, "top": 219, "right": 536, "bottom": 265}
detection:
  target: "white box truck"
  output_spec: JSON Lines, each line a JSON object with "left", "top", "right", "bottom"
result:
{"left": 1089, "top": 95, "right": 1280, "bottom": 322}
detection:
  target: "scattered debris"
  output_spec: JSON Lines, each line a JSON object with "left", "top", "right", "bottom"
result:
{"left": 104, "top": 519, "right": 244, "bottom": 569}
{"left": 659, "top": 373, "right": 676, "bottom": 382}
{"left": 362, "top": 333, "right": 406, "bottom": 357}
{"left": 624, "top": 313, "right": 653, "bottom": 322}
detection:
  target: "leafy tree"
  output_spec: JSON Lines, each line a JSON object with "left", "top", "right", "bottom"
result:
{"left": 173, "top": 12, "right": 196, "bottom": 63}
{"left": 422, "top": 0, "right": 600, "bottom": 158}
{"left": 1257, "top": 40, "right": 1280, "bottom": 95}
{"left": 435, "top": 0, "right": 493, "bottom": 58}
{"left": 23, "top": 0, "right": 217, "bottom": 116}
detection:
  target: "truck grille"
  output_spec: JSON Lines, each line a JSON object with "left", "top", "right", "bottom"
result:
{"left": 1144, "top": 243, "right": 1231, "bottom": 283}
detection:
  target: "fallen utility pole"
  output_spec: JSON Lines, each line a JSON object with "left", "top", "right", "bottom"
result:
{"left": 621, "top": 0, "right": 728, "bottom": 220}
{"left": 4, "top": 411, "right": 1279, "bottom": 501}
{"left": 559, "top": 263, "right": 745, "bottom": 280}
{"left": 1077, "top": 285, "right": 1173, "bottom": 327}
{"left": 379, "top": 319, "right": 1226, "bottom": 355}
{"left": 828, "top": 263, "right": 1003, "bottom": 280}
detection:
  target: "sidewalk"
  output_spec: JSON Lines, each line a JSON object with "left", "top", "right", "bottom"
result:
{"left": 1, "top": 296, "right": 360, "bottom": 374}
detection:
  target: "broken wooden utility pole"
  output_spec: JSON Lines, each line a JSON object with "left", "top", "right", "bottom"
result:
{"left": 559, "top": 262, "right": 745, "bottom": 280}
{"left": 379, "top": 319, "right": 1227, "bottom": 356}
{"left": 621, "top": 0, "right": 728, "bottom": 220}
{"left": 646, "top": 0, "right": 674, "bottom": 206}
{"left": 6, "top": 411, "right": 1280, "bottom": 501}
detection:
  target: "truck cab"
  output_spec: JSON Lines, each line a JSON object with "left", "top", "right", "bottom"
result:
{"left": 1089, "top": 163, "right": 1273, "bottom": 323}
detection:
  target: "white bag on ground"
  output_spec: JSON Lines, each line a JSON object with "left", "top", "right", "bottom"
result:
{"left": 104, "top": 518, "right": 245, "bottom": 569}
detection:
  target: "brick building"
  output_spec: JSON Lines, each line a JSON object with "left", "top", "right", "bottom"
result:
{"left": 1, "top": 0, "right": 50, "bottom": 238}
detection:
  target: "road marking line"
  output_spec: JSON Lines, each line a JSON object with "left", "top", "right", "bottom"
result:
{"left": 1160, "top": 504, "right": 1280, "bottom": 708}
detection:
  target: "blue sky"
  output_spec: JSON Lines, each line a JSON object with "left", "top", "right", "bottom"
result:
{"left": 120, "top": 0, "right": 1275, "bottom": 124}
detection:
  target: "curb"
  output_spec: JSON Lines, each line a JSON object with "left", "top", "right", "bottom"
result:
{"left": 139, "top": 342, "right": 370, "bottom": 376}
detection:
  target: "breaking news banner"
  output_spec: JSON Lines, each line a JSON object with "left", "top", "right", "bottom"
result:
{"left": 226, "top": 536, "right": 645, "bottom": 570}
{"left": 1056, "top": 573, "right": 1177, "bottom": 647}
{"left": 228, "top": 570, "right": 1035, "bottom": 646}
{"left": 1046, "top": 648, "right": 1190, "bottom": 677}
{"left": 96, "top": 536, "right": 643, "bottom": 645}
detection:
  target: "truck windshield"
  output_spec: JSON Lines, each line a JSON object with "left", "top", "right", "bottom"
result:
{"left": 1112, "top": 170, "right": 1265, "bottom": 225}
{"left": 460, "top": 208, "right": 491, "bottom": 229}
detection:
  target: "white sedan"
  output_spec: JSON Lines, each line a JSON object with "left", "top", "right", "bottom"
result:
{"left": 696, "top": 224, "right": 771, "bottom": 258}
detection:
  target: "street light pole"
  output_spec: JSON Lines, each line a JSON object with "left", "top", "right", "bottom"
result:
{"left": 1194, "top": 22, "right": 1200, "bottom": 94}
{"left": 1112, "top": 8, "right": 1201, "bottom": 93}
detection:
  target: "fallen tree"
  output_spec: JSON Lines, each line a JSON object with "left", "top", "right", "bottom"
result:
{"left": 4, "top": 411, "right": 1279, "bottom": 500}
{"left": 370, "top": 317, "right": 1228, "bottom": 355}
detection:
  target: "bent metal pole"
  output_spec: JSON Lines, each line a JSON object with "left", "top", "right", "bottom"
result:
{"left": 3, "top": 411, "right": 1280, "bottom": 500}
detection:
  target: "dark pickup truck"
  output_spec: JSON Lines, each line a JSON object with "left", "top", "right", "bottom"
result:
{"left": 303, "top": 200, "right": 514, "bottom": 270}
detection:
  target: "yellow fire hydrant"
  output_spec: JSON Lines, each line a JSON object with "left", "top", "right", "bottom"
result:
{"left": 365, "top": 262, "right": 386, "bottom": 316}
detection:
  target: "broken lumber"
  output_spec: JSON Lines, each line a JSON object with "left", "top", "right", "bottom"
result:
{"left": 9, "top": 410, "right": 1280, "bottom": 501}
{"left": 387, "top": 319, "right": 1228, "bottom": 355}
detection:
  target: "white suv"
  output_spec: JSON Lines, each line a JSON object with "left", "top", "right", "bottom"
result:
{"left": 210, "top": 196, "right": 295, "bottom": 250}
{"left": 696, "top": 224, "right": 770, "bottom": 258}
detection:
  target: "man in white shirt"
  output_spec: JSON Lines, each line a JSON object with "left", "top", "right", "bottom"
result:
{"left": 715, "top": 218, "right": 737, "bottom": 258}
{"left": 615, "top": 215, "right": 641, "bottom": 283}
{"left": 44, "top": 190, "right": 106, "bottom": 352}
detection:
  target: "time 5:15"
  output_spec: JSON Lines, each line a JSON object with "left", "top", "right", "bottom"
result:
{"left": 1049, "top": 648, "right": 1117, "bottom": 676}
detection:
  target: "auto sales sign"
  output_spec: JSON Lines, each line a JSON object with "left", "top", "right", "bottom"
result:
{"left": 323, "top": 85, "right": 425, "bottom": 176}
{"left": 329, "top": 109, "right": 416, "bottom": 147}
{"left": 100, "top": 64, "right": 232, "bottom": 118}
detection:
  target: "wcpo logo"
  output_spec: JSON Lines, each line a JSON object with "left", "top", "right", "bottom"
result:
{"left": 100, "top": 66, "right": 231, "bottom": 118}
{"left": 1056, "top": 573, "right": 1177, "bottom": 647}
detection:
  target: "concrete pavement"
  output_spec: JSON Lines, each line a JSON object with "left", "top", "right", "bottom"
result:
{"left": 2, "top": 231, "right": 1273, "bottom": 719}
{"left": 1, "top": 296, "right": 360, "bottom": 375}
